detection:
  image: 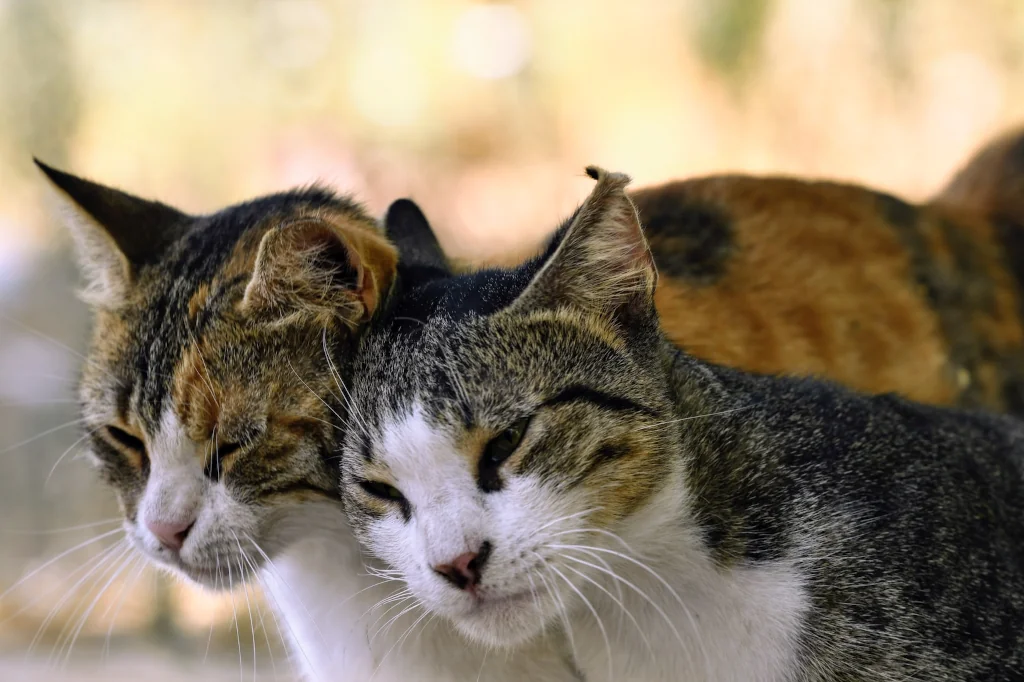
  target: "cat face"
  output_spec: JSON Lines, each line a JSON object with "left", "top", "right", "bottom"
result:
{"left": 341, "top": 168, "right": 675, "bottom": 647}
{"left": 39, "top": 162, "right": 396, "bottom": 588}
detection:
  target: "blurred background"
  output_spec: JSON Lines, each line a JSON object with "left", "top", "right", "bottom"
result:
{"left": 2, "top": 0, "right": 1024, "bottom": 679}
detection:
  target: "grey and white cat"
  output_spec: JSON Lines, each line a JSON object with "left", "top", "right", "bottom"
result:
{"left": 339, "top": 167, "right": 1024, "bottom": 681}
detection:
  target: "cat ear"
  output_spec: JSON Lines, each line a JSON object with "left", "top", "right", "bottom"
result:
{"left": 510, "top": 166, "right": 657, "bottom": 324}
{"left": 241, "top": 217, "right": 398, "bottom": 329}
{"left": 384, "top": 199, "right": 450, "bottom": 276}
{"left": 34, "top": 159, "right": 189, "bottom": 307}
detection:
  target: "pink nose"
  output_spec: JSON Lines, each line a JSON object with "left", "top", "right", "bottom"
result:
{"left": 146, "top": 519, "right": 194, "bottom": 552}
{"left": 433, "top": 541, "right": 492, "bottom": 591}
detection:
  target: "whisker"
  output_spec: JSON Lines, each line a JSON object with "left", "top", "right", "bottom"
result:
{"left": 236, "top": 555, "right": 257, "bottom": 682}
{"left": 0, "top": 417, "right": 88, "bottom": 455}
{"left": 369, "top": 596, "right": 418, "bottom": 644}
{"left": 532, "top": 559, "right": 578, "bottom": 665}
{"left": 532, "top": 507, "right": 602, "bottom": 535}
{"left": 287, "top": 360, "right": 345, "bottom": 426}
{"left": 0, "top": 399, "right": 79, "bottom": 408}
{"left": 184, "top": 324, "right": 220, "bottom": 411}
{"left": 525, "top": 569, "right": 548, "bottom": 638}
{"left": 226, "top": 556, "right": 243, "bottom": 682}
{"left": 542, "top": 554, "right": 613, "bottom": 680}
{"left": 57, "top": 545, "right": 137, "bottom": 667}
{"left": 544, "top": 526, "right": 639, "bottom": 556}
{"left": 371, "top": 603, "right": 428, "bottom": 680}
{"left": 0, "top": 527, "right": 125, "bottom": 603}
{"left": 633, "top": 404, "right": 756, "bottom": 431}
{"left": 326, "top": 578, "right": 406, "bottom": 618}
{"left": 320, "top": 329, "right": 366, "bottom": 438}
{"left": 558, "top": 550, "right": 701, "bottom": 666}
{"left": 0, "top": 518, "right": 121, "bottom": 535}
{"left": 46, "top": 426, "right": 103, "bottom": 485}
{"left": 244, "top": 533, "right": 331, "bottom": 660}
{"left": 559, "top": 560, "right": 654, "bottom": 659}
{"left": 0, "top": 314, "right": 90, "bottom": 366}
{"left": 27, "top": 540, "right": 129, "bottom": 660}
{"left": 102, "top": 556, "right": 145, "bottom": 660}
{"left": 205, "top": 550, "right": 222, "bottom": 667}
{"left": 236, "top": 546, "right": 279, "bottom": 682}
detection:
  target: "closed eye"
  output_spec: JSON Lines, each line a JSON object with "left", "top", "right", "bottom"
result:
{"left": 216, "top": 442, "right": 242, "bottom": 459}
{"left": 478, "top": 416, "right": 532, "bottom": 493}
{"left": 358, "top": 480, "right": 406, "bottom": 503}
{"left": 104, "top": 425, "right": 145, "bottom": 454}
{"left": 205, "top": 441, "right": 244, "bottom": 482}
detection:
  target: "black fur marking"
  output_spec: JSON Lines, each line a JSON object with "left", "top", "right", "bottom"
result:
{"left": 993, "top": 218, "right": 1024, "bottom": 417}
{"left": 633, "top": 196, "right": 735, "bottom": 284}
{"left": 543, "top": 385, "right": 655, "bottom": 416}
{"left": 573, "top": 441, "right": 631, "bottom": 485}
{"left": 873, "top": 190, "right": 995, "bottom": 409}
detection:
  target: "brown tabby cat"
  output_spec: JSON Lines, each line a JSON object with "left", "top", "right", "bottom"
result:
{"left": 393, "top": 127, "right": 1024, "bottom": 415}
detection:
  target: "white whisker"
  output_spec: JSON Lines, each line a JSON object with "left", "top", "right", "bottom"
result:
{"left": 0, "top": 518, "right": 121, "bottom": 536}
{"left": 540, "top": 553, "right": 613, "bottom": 680}
{"left": 57, "top": 545, "right": 136, "bottom": 667}
{"left": 633, "top": 404, "right": 756, "bottom": 431}
{"left": 102, "top": 556, "right": 145, "bottom": 660}
{"left": 0, "top": 527, "right": 124, "bottom": 604}
{"left": 1, "top": 417, "right": 88, "bottom": 455}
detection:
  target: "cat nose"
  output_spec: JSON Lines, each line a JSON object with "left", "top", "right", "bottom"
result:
{"left": 146, "top": 518, "right": 195, "bottom": 552}
{"left": 433, "top": 541, "right": 492, "bottom": 591}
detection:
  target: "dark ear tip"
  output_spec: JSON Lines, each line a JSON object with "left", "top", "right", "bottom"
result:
{"left": 385, "top": 198, "right": 426, "bottom": 222}
{"left": 585, "top": 166, "right": 600, "bottom": 180}
{"left": 33, "top": 157, "right": 58, "bottom": 177}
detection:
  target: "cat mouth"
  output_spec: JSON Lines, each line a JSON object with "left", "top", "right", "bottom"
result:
{"left": 465, "top": 586, "right": 545, "bottom": 615}
{"left": 141, "top": 549, "right": 261, "bottom": 589}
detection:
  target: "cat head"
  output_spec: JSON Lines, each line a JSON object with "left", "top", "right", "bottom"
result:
{"left": 38, "top": 161, "right": 397, "bottom": 588}
{"left": 341, "top": 168, "right": 680, "bottom": 647}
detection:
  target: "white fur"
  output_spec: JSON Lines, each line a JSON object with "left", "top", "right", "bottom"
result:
{"left": 130, "top": 407, "right": 259, "bottom": 587}
{"left": 356, "top": 407, "right": 808, "bottom": 682}
{"left": 40, "top": 180, "right": 129, "bottom": 308}
{"left": 261, "top": 501, "right": 580, "bottom": 682}
{"left": 568, "top": 484, "right": 807, "bottom": 682}
{"left": 126, "top": 408, "right": 577, "bottom": 680}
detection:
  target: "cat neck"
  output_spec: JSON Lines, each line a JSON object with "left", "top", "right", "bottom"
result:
{"left": 563, "top": 343, "right": 807, "bottom": 681}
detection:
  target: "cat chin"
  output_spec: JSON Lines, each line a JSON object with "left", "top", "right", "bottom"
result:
{"left": 448, "top": 600, "right": 551, "bottom": 650}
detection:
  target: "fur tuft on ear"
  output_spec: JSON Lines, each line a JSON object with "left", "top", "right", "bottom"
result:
{"left": 511, "top": 166, "right": 656, "bottom": 323}
{"left": 241, "top": 217, "right": 398, "bottom": 329}
{"left": 34, "top": 159, "right": 189, "bottom": 308}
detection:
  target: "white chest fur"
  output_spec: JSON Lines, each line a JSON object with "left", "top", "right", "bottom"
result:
{"left": 260, "top": 506, "right": 580, "bottom": 682}
{"left": 562, "top": 493, "right": 807, "bottom": 682}
{"left": 569, "top": 555, "right": 807, "bottom": 682}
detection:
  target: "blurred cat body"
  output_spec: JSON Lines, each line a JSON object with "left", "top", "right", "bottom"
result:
{"left": 342, "top": 167, "right": 1024, "bottom": 681}
{"left": 434, "top": 128, "right": 1024, "bottom": 415}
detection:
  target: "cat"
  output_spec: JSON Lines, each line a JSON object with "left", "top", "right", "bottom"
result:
{"left": 392, "top": 127, "right": 1024, "bottom": 416}
{"left": 339, "top": 165, "right": 1024, "bottom": 682}
{"left": 38, "top": 125, "right": 1024, "bottom": 680}
{"left": 34, "top": 160, "right": 580, "bottom": 681}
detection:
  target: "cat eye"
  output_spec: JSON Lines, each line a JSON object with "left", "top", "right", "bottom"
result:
{"left": 482, "top": 416, "right": 532, "bottom": 467}
{"left": 359, "top": 480, "right": 406, "bottom": 502}
{"left": 104, "top": 425, "right": 146, "bottom": 454}
{"left": 215, "top": 442, "right": 242, "bottom": 459}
